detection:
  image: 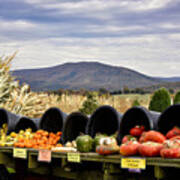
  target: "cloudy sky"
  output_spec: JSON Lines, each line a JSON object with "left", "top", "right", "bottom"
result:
{"left": 0, "top": 0, "right": 180, "bottom": 77}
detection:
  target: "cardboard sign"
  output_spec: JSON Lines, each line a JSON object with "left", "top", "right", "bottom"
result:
{"left": 38, "top": 149, "right": 51, "bottom": 162}
{"left": 121, "top": 158, "right": 146, "bottom": 169}
{"left": 13, "top": 148, "right": 27, "bottom": 159}
{"left": 67, "top": 152, "right": 80, "bottom": 163}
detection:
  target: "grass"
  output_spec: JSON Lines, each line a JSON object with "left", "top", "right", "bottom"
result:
{"left": 53, "top": 93, "right": 151, "bottom": 115}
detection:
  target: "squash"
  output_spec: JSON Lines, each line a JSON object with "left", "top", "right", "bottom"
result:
{"left": 94, "top": 134, "right": 107, "bottom": 150}
{"left": 76, "top": 135, "right": 93, "bottom": 152}
{"left": 96, "top": 145, "right": 120, "bottom": 155}
{"left": 138, "top": 142, "right": 163, "bottom": 157}
{"left": 120, "top": 141, "right": 140, "bottom": 156}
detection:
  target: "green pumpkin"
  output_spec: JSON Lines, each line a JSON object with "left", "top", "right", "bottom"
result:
{"left": 94, "top": 134, "right": 107, "bottom": 150}
{"left": 76, "top": 135, "right": 94, "bottom": 152}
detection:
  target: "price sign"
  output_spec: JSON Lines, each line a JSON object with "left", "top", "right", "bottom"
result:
{"left": 67, "top": 152, "right": 80, "bottom": 163}
{"left": 38, "top": 149, "right": 51, "bottom": 162}
{"left": 13, "top": 148, "right": 27, "bottom": 159}
{"left": 121, "top": 158, "right": 146, "bottom": 169}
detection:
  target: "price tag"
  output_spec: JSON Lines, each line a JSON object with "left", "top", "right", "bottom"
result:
{"left": 38, "top": 149, "right": 51, "bottom": 162}
{"left": 121, "top": 158, "right": 146, "bottom": 169}
{"left": 67, "top": 152, "right": 80, "bottom": 163}
{"left": 13, "top": 148, "right": 27, "bottom": 159}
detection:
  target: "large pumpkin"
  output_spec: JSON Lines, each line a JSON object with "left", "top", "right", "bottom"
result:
{"left": 138, "top": 142, "right": 163, "bottom": 157}
{"left": 76, "top": 135, "right": 94, "bottom": 152}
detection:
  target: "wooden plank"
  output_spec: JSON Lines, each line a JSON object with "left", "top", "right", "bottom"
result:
{"left": 0, "top": 152, "right": 15, "bottom": 168}
{"left": 2, "top": 147, "right": 180, "bottom": 169}
{"left": 28, "top": 150, "right": 180, "bottom": 168}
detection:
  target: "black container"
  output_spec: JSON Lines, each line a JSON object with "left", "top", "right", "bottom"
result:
{"left": 157, "top": 104, "right": 180, "bottom": 135}
{"left": 0, "top": 108, "right": 20, "bottom": 133}
{"left": 62, "top": 112, "right": 89, "bottom": 143}
{"left": 14, "top": 117, "right": 39, "bottom": 133}
{"left": 0, "top": 108, "right": 39, "bottom": 134}
{"left": 118, "top": 106, "right": 160, "bottom": 142}
{"left": 87, "top": 105, "right": 122, "bottom": 138}
{"left": 40, "top": 107, "right": 67, "bottom": 133}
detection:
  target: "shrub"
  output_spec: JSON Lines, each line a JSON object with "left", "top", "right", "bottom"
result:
{"left": 132, "top": 99, "right": 140, "bottom": 107}
{"left": 174, "top": 91, "right": 180, "bottom": 104}
{"left": 79, "top": 92, "right": 99, "bottom": 115}
{"left": 149, "top": 88, "right": 171, "bottom": 112}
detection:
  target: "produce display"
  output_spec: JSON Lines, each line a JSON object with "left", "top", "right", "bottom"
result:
{"left": 1, "top": 121, "right": 180, "bottom": 159}
{"left": 0, "top": 123, "right": 15, "bottom": 147}
{"left": 119, "top": 125, "right": 180, "bottom": 158}
{"left": 119, "top": 125, "right": 167, "bottom": 157}
{"left": 14, "top": 129, "right": 62, "bottom": 149}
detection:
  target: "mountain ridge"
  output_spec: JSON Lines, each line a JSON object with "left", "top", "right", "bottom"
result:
{"left": 11, "top": 61, "right": 179, "bottom": 91}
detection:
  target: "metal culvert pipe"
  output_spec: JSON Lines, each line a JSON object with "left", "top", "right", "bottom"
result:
{"left": 62, "top": 112, "right": 89, "bottom": 143}
{"left": 157, "top": 104, "right": 180, "bottom": 135}
{"left": 118, "top": 106, "right": 160, "bottom": 142}
{"left": 0, "top": 108, "right": 20, "bottom": 134}
{"left": 40, "top": 107, "right": 67, "bottom": 133}
{"left": 87, "top": 105, "right": 122, "bottom": 138}
{"left": 14, "top": 117, "right": 38, "bottom": 133}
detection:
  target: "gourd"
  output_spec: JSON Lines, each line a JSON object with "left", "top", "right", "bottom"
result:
{"left": 96, "top": 145, "right": 119, "bottom": 155}
{"left": 76, "top": 135, "right": 94, "bottom": 152}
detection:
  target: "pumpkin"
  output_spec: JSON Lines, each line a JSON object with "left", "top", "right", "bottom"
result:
{"left": 130, "top": 125, "right": 145, "bottom": 137}
{"left": 120, "top": 141, "right": 140, "bottom": 156}
{"left": 139, "top": 131, "right": 166, "bottom": 144}
{"left": 160, "top": 139, "right": 180, "bottom": 158}
{"left": 166, "top": 126, "right": 180, "bottom": 139}
{"left": 122, "top": 135, "right": 137, "bottom": 144}
{"left": 96, "top": 145, "right": 120, "bottom": 155}
{"left": 94, "top": 134, "right": 107, "bottom": 149}
{"left": 76, "top": 135, "right": 94, "bottom": 152}
{"left": 99, "top": 137, "right": 117, "bottom": 146}
{"left": 138, "top": 142, "right": 163, "bottom": 157}
{"left": 160, "top": 148, "right": 180, "bottom": 158}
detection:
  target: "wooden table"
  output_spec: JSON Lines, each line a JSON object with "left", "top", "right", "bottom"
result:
{"left": 0, "top": 147, "right": 180, "bottom": 179}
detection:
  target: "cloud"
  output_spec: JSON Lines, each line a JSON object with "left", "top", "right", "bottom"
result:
{"left": 0, "top": 0, "right": 180, "bottom": 77}
{"left": 0, "top": 19, "right": 36, "bottom": 30}
{"left": 1, "top": 33, "right": 180, "bottom": 76}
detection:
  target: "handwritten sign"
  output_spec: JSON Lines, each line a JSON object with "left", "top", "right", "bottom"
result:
{"left": 38, "top": 149, "right": 51, "bottom": 162}
{"left": 121, "top": 158, "right": 146, "bottom": 169}
{"left": 67, "top": 152, "right": 80, "bottom": 163}
{"left": 13, "top": 148, "right": 27, "bottom": 159}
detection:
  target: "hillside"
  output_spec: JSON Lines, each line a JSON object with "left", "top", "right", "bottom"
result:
{"left": 142, "top": 81, "right": 180, "bottom": 92}
{"left": 12, "top": 62, "right": 163, "bottom": 91}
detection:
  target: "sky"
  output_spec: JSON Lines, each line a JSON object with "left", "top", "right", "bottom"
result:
{"left": 0, "top": 0, "right": 180, "bottom": 77}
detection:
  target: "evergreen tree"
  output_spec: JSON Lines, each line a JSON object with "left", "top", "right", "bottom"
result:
{"left": 79, "top": 92, "right": 99, "bottom": 115}
{"left": 174, "top": 91, "right": 180, "bottom": 104}
{"left": 149, "top": 88, "right": 171, "bottom": 112}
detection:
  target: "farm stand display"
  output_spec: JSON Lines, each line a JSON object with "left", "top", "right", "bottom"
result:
{"left": 1, "top": 147, "right": 180, "bottom": 179}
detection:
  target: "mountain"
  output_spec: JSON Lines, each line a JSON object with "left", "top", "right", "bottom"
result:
{"left": 12, "top": 62, "right": 164, "bottom": 91}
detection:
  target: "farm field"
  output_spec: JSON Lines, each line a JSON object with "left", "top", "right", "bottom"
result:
{"left": 58, "top": 93, "right": 151, "bottom": 114}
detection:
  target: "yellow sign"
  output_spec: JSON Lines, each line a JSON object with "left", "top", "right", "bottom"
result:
{"left": 13, "top": 148, "right": 27, "bottom": 159}
{"left": 67, "top": 152, "right": 80, "bottom": 163}
{"left": 121, "top": 158, "right": 146, "bottom": 169}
